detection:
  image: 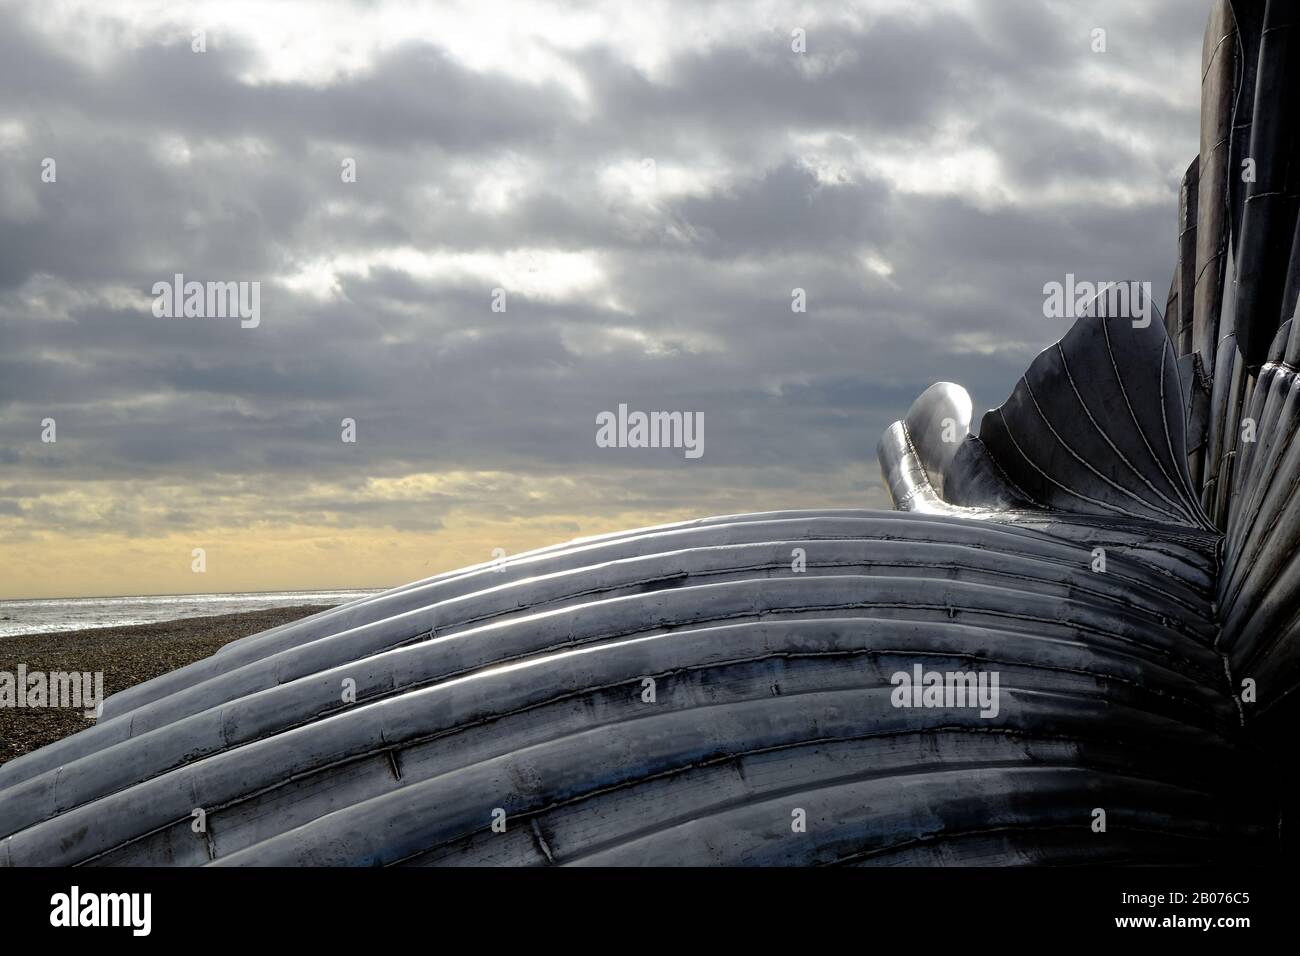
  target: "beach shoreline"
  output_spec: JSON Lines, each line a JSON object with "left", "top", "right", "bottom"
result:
{"left": 0, "top": 604, "right": 337, "bottom": 765}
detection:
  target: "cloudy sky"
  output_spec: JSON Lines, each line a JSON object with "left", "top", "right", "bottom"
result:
{"left": 0, "top": 0, "right": 1208, "bottom": 599}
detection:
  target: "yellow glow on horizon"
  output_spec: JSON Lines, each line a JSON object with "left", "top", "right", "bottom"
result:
{"left": 0, "top": 510, "right": 701, "bottom": 601}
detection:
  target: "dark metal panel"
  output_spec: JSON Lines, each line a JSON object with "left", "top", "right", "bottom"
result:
{"left": 1229, "top": 0, "right": 1300, "bottom": 368}
{"left": 1178, "top": 159, "right": 1201, "bottom": 358}
{"left": 1193, "top": 0, "right": 1237, "bottom": 374}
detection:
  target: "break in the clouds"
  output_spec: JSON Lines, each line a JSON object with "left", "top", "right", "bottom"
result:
{"left": 0, "top": 0, "right": 1206, "bottom": 597}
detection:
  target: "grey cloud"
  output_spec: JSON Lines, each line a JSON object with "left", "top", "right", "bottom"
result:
{"left": 0, "top": 0, "right": 1209, "bottom": 541}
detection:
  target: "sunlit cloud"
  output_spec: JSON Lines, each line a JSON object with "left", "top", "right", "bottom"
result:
{"left": 0, "top": 0, "right": 1204, "bottom": 597}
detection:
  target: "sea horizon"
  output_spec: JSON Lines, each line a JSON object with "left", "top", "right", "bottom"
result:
{"left": 0, "top": 587, "right": 387, "bottom": 638}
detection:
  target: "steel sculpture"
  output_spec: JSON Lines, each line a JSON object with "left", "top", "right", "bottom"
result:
{"left": 1, "top": 0, "right": 1295, "bottom": 866}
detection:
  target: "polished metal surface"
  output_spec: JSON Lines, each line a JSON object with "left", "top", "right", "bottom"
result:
{"left": 1, "top": 1, "right": 1296, "bottom": 866}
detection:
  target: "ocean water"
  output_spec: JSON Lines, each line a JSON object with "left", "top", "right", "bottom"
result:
{"left": 0, "top": 589, "right": 385, "bottom": 638}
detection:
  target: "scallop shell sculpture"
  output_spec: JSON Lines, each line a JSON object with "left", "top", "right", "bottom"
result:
{"left": 1, "top": 0, "right": 1296, "bottom": 866}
